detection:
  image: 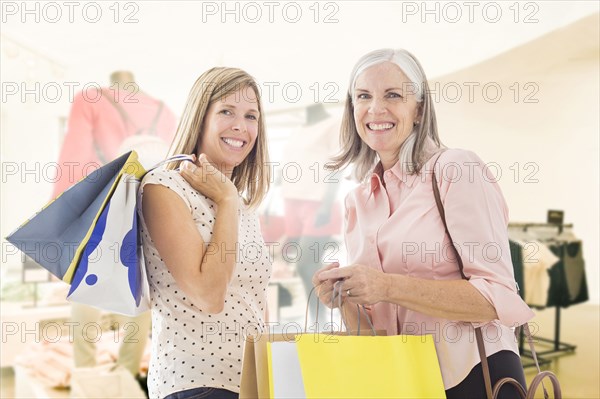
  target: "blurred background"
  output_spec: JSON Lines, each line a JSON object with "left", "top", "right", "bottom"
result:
{"left": 1, "top": 1, "right": 598, "bottom": 398}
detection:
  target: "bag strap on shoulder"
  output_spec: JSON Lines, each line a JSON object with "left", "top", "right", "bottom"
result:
{"left": 430, "top": 150, "right": 556, "bottom": 399}
{"left": 431, "top": 150, "right": 493, "bottom": 397}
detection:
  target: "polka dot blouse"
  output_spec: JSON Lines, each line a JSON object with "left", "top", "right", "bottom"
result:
{"left": 138, "top": 168, "right": 272, "bottom": 399}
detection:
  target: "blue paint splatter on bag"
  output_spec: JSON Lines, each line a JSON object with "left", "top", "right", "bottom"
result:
{"left": 68, "top": 202, "right": 111, "bottom": 295}
{"left": 121, "top": 211, "right": 141, "bottom": 306}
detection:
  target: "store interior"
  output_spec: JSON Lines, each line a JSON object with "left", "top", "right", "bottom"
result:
{"left": 1, "top": 2, "right": 599, "bottom": 398}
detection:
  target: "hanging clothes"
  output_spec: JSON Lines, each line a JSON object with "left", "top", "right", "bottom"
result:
{"left": 547, "top": 241, "right": 589, "bottom": 308}
{"left": 522, "top": 241, "right": 558, "bottom": 308}
{"left": 508, "top": 238, "right": 557, "bottom": 308}
{"left": 508, "top": 224, "right": 588, "bottom": 309}
{"left": 509, "top": 240, "right": 525, "bottom": 299}
{"left": 564, "top": 241, "right": 587, "bottom": 302}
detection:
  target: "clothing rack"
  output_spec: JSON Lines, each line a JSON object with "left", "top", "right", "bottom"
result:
{"left": 508, "top": 222, "right": 573, "bottom": 234}
{"left": 508, "top": 222, "right": 578, "bottom": 366}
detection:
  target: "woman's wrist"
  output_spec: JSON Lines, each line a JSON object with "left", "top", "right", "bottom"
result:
{"left": 381, "top": 273, "right": 394, "bottom": 303}
{"left": 382, "top": 273, "right": 406, "bottom": 304}
{"left": 216, "top": 194, "right": 239, "bottom": 208}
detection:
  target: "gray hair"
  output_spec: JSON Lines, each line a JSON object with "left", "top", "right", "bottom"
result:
{"left": 330, "top": 48, "right": 443, "bottom": 181}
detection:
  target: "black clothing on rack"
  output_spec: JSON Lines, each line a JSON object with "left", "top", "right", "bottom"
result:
{"left": 547, "top": 241, "right": 588, "bottom": 308}
{"left": 509, "top": 240, "right": 525, "bottom": 299}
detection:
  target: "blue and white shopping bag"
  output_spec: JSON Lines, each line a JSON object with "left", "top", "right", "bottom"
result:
{"left": 66, "top": 152, "right": 193, "bottom": 316}
{"left": 7, "top": 150, "right": 193, "bottom": 316}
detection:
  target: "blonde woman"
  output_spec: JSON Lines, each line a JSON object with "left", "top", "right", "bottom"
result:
{"left": 139, "top": 67, "right": 271, "bottom": 399}
{"left": 313, "top": 49, "right": 534, "bottom": 398}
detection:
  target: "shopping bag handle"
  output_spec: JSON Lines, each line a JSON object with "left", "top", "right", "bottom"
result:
{"left": 122, "top": 154, "right": 195, "bottom": 183}
{"left": 304, "top": 283, "right": 327, "bottom": 333}
{"left": 333, "top": 280, "right": 376, "bottom": 336}
{"left": 148, "top": 154, "right": 195, "bottom": 172}
{"left": 305, "top": 281, "right": 376, "bottom": 336}
{"left": 305, "top": 281, "right": 350, "bottom": 333}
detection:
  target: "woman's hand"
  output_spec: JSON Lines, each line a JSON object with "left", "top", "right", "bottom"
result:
{"left": 312, "top": 262, "right": 342, "bottom": 308}
{"left": 180, "top": 153, "right": 239, "bottom": 206}
{"left": 318, "top": 264, "right": 391, "bottom": 306}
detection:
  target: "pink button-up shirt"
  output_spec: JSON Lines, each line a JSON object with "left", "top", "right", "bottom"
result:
{"left": 344, "top": 148, "right": 534, "bottom": 389}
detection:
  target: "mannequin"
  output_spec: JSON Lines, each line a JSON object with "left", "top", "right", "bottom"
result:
{"left": 110, "top": 70, "right": 136, "bottom": 87}
{"left": 55, "top": 70, "right": 178, "bottom": 396}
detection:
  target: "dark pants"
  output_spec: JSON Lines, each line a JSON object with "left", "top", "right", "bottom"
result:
{"left": 163, "top": 387, "right": 238, "bottom": 399}
{"left": 446, "top": 350, "right": 527, "bottom": 399}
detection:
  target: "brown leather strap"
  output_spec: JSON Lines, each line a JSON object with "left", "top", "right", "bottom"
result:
{"left": 475, "top": 327, "right": 494, "bottom": 399}
{"left": 430, "top": 150, "right": 494, "bottom": 399}
{"left": 526, "top": 371, "right": 562, "bottom": 399}
{"left": 431, "top": 150, "right": 560, "bottom": 399}
{"left": 431, "top": 150, "right": 493, "bottom": 398}
{"left": 524, "top": 323, "right": 551, "bottom": 399}
{"left": 493, "top": 377, "right": 527, "bottom": 399}
{"left": 431, "top": 151, "right": 467, "bottom": 280}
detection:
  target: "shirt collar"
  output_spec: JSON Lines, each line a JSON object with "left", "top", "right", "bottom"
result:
{"left": 368, "top": 159, "right": 419, "bottom": 194}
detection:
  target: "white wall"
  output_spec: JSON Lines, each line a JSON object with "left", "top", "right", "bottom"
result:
{"left": 433, "top": 44, "right": 599, "bottom": 303}
{"left": 1, "top": 45, "right": 68, "bottom": 272}
{"left": 1, "top": 5, "right": 598, "bottom": 304}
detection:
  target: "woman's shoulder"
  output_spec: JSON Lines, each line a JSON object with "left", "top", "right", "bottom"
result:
{"left": 143, "top": 167, "right": 181, "bottom": 181}
{"left": 140, "top": 168, "right": 218, "bottom": 213}
{"left": 432, "top": 148, "right": 484, "bottom": 166}
{"left": 432, "top": 148, "right": 504, "bottom": 190}
{"left": 141, "top": 168, "right": 189, "bottom": 190}
{"left": 140, "top": 168, "right": 195, "bottom": 203}
{"left": 427, "top": 148, "right": 492, "bottom": 180}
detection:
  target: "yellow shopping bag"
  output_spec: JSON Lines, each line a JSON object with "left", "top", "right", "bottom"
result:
{"left": 242, "top": 330, "right": 417, "bottom": 399}
{"left": 240, "top": 286, "right": 444, "bottom": 399}
{"left": 296, "top": 333, "right": 446, "bottom": 399}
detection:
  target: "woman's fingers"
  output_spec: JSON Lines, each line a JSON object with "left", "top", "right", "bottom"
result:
{"left": 312, "top": 262, "right": 339, "bottom": 286}
{"left": 182, "top": 160, "right": 195, "bottom": 173}
{"left": 199, "top": 153, "right": 210, "bottom": 166}
{"left": 180, "top": 153, "right": 238, "bottom": 204}
{"left": 312, "top": 273, "right": 342, "bottom": 308}
{"left": 198, "top": 153, "right": 215, "bottom": 173}
{"left": 179, "top": 163, "right": 197, "bottom": 184}
{"left": 318, "top": 264, "right": 353, "bottom": 281}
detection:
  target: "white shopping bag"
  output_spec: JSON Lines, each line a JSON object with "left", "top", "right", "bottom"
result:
{"left": 66, "top": 167, "right": 150, "bottom": 316}
{"left": 66, "top": 153, "right": 193, "bottom": 316}
{"left": 269, "top": 341, "right": 306, "bottom": 398}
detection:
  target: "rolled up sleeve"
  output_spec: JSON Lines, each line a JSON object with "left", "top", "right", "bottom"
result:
{"left": 438, "top": 149, "right": 534, "bottom": 327}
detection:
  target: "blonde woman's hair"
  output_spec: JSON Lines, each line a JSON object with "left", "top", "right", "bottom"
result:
{"left": 329, "top": 48, "right": 443, "bottom": 181}
{"left": 166, "top": 67, "right": 270, "bottom": 208}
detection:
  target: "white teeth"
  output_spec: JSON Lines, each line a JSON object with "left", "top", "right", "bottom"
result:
{"left": 368, "top": 122, "right": 394, "bottom": 131}
{"left": 222, "top": 138, "right": 244, "bottom": 148}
